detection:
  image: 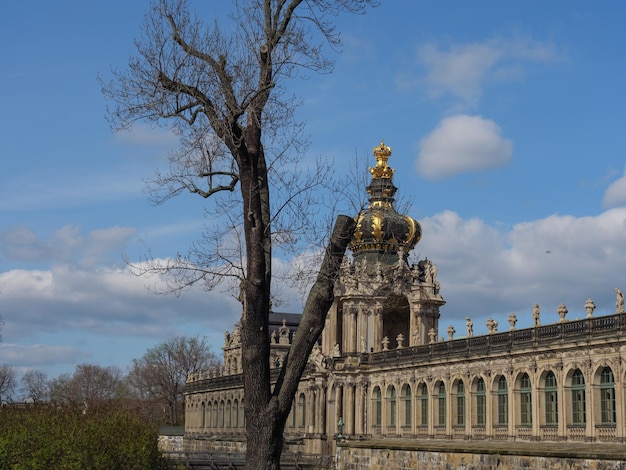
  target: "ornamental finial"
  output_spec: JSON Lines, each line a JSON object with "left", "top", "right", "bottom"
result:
{"left": 370, "top": 140, "right": 394, "bottom": 178}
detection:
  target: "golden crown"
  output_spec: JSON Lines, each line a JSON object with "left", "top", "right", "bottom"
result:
{"left": 370, "top": 140, "right": 394, "bottom": 179}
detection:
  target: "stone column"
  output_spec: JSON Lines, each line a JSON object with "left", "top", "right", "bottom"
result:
{"left": 318, "top": 385, "right": 327, "bottom": 435}
{"left": 345, "top": 384, "right": 355, "bottom": 435}
{"left": 373, "top": 303, "right": 384, "bottom": 352}
{"left": 322, "top": 305, "right": 335, "bottom": 356}
{"left": 335, "top": 385, "right": 344, "bottom": 435}
{"left": 357, "top": 305, "right": 369, "bottom": 353}
{"left": 616, "top": 368, "right": 624, "bottom": 442}
{"left": 306, "top": 388, "right": 315, "bottom": 434}
{"left": 557, "top": 370, "right": 566, "bottom": 440}
{"left": 410, "top": 303, "right": 423, "bottom": 346}
{"left": 485, "top": 384, "right": 493, "bottom": 439}
{"left": 342, "top": 303, "right": 351, "bottom": 354}
{"left": 531, "top": 376, "right": 539, "bottom": 440}
{"left": 586, "top": 381, "right": 595, "bottom": 441}
{"left": 354, "top": 382, "right": 364, "bottom": 435}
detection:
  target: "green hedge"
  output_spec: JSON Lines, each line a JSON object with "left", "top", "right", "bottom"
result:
{"left": 0, "top": 406, "right": 168, "bottom": 470}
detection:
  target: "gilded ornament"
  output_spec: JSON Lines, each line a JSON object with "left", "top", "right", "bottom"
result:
{"left": 371, "top": 211, "right": 384, "bottom": 241}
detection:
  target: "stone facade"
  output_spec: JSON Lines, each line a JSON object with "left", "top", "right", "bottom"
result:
{"left": 184, "top": 142, "right": 626, "bottom": 463}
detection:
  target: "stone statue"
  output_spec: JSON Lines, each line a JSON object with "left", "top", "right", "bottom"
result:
{"left": 532, "top": 304, "right": 541, "bottom": 327}
{"left": 361, "top": 336, "right": 367, "bottom": 353}
{"left": 431, "top": 263, "right": 438, "bottom": 283}
{"left": 557, "top": 304, "right": 568, "bottom": 323}
{"left": 508, "top": 313, "right": 517, "bottom": 330}
{"left": 486, "top": 318, "right": 498, "bottom": 334}
{"left": 231, "top": 324, "right": 241, "bottom": 345}
{"left": 424, "top": 260, "right": 433, "bottom": 284}
{"left": 447, "top": 324, "right": 455, "bottom": 341}
{"left": 466, "top": 317, "right": 473, "bottom": 337}
{"left": 428, "top": 328, "right": 437, "bottom": 344}
{"left": 332, "top": 343, "right": 340, "bottom": 357}
{"left": 271, "top": 329, "right": 277, "bottom": 343}
{"left": 412, "top": 326, "right": 420, "bottom": 345}
{"left": 616, "top": 288, "right": 625, "bottom": 314}
{"left": 224, "top": 330, "right": 231, "bottom": 347}
{"left": 584, "top": 298, "right": 596, "bottom": 318}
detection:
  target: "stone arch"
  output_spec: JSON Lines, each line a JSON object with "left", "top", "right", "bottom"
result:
{"left": 451, "top": 377, "right": 466, "bottom": 428}
{"left": 416, "top": 381, "right": 429, "bottom": 428}
{"left": 434, "top": 379, "right": 446, "bottom": 427}
{"left": 372, "top": 385, "right": 383, "bottom": 429}
{"left": 539, "top": 369, "right": 559, "bottom": 426}
{"left": 594, "top": 364, "right": 616, "bottom": 426}
{"left": 513, "top": 371, "right": 532, "bottom": 427}
{"left": 381, "top": 295, "right": 410, "bottom": 349}
{"left": 400, "top": 382, "right": 412, "bottom": 428}
{"left": 472, "top": 376, "right": 487, "bottom": 427}
{"left": 564, "top": 367, "right": 587, "bottom": 426}
{"left": 385, "top": 384, "right": 397, "bottom": 430}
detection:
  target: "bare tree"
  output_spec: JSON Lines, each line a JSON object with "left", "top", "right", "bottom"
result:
{"left": 0, "top": 364, "right": 16, "bottom": 404}
{"left": 49, "top": 363, "right": 128, "bottom": 410}
{"left": 20, "top": 370, "right": 49, "bottom": 403}
{"left": 127, "top": 336, "right": 219, "bottom": 425}
{"left": 103, "top": 0, "right": 372, "bottom": 467}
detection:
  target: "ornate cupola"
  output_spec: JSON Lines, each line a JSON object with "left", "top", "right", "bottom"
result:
{"left": 350, "top": 141, "right": 422, "bottom": 266}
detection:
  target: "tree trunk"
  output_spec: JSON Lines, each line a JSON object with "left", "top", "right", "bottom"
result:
{"left": 244, "top": 215, "right": 355, "bottom": 470}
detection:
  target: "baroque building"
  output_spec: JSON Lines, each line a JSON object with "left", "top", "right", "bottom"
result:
{"left": 184, "top": 142, "right": 626, "bottom": 459}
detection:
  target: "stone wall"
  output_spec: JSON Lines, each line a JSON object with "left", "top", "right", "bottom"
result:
{"left": 158, "top": 434, "right": 183, "bottom": 453}
{"left": 336, "top": 440, "right": 626, "bottom": 470}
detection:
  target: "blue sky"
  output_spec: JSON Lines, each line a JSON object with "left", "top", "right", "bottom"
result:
{"left": 2, "top": 1, "right": 626, "bottom": 389}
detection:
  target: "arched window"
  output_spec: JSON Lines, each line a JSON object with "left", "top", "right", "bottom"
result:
{"left": 207, "top": 402, "right": 213, "bottom": 429}
{"left": 373, "top": 386, "right": 382, "bottom": 427}
{"left": 387, "top": 386, "right": 397, "bottom": 428}
{"left": 436, "top": 382, "right": 446, "bottom": 426}
{"left": 213, "top": 401, "right": 220, "bottom": 428}
{"left": 219, "top": 400, "right": 225, "bottom": 428}
{"left": 455, "top": 381, "right": 465, "bottom": 426}
{"left": 226, "top": 400, "right": 232, "bottom": 428}
{"left": 290, "top": 398, "right": 296, "bottom": 427}
{"left": 311, "top": 391, "right": 316, "bottom": 427}
{"left": 600, "top": 367, "right": 616, "bottom": 424}
{"left": 418, "top": 383, "right": 428, "bottom": 427}
{"left": 571, "top": 369, "right": 586, "bottom": 425}
{"left": 520, "top": 373, "right": 532, "bottom": 425}
{"left": 544, "top": 372, "right": 558, "bottom": 425}
{"left": 233, "top": 399, "right": 239, "bottom": 428}
{"left": 201, "top": 402, "right": 206, "bottom": 428}
{"left": 401, "top": 384, "right": 412, "bottom": 427}
{"left": 298, "top": 393, "right": 306, "bottom": 428}
{"left": 475, "top": 378, "right": 486, "bottom": 426}
{"left": 497, "top": 376, "right": 508, "bottom": 425}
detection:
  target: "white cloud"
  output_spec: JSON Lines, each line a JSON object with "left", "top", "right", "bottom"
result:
{"left": 413, "top": 36, "right": 563, "bottom": 106}
{"left": 417, "top": 115, "right": 513, "bottom": 179}
{"left": 418, "top": 208, "right": 626, "bottom": 334}
{"left": 0, "top": 344, "right": 82, "bottom": 368}
{"left": 419, "top": 42, "right": 501, "bottom": 104}
{"left": 603, "top": 166, "right": 626, "bottom": 208}
{"left": 0, "top": 225, "right": 136, "bottom": 267}
{"left": 3, "top": 205, "right": 626, "bottom": 376}
{"left": 114, "top": 124, "right": 178, "bottom": 148}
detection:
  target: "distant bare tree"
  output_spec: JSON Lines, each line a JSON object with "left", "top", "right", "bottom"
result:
{"left": 20, "top": 370, "right": 49, "bottom": 403}
{"left": 49, "top": 363, "right": 128, "bottom": 410}
{"left": 0, "top": 364, "right": 16, "bottom": 403}
{"left": 127, "top": 336, "right": 219, "bottom": 425}
{"left": 103, "top": 0, "right": 373, "bottom": 467}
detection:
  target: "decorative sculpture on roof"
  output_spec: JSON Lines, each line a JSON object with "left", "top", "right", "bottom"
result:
{"left": 616, "top": 288, "right": 624, "bottom": 314}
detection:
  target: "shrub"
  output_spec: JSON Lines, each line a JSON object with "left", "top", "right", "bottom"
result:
{"left": 0, "top": 405, "right": 168, "bottom": 470}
